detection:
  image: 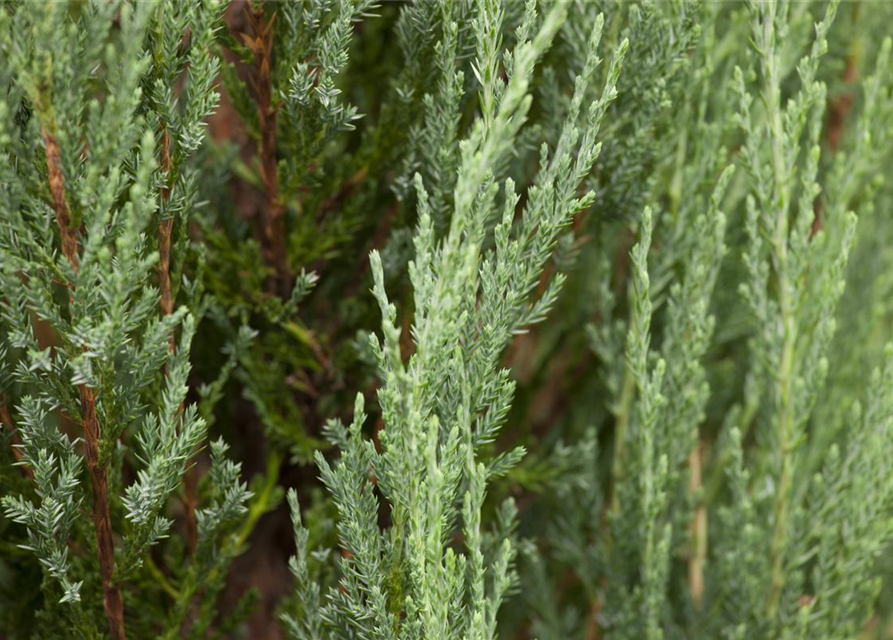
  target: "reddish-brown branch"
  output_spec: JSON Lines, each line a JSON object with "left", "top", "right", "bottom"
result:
{"left": 43, "top": 131, "right": 79, "bottom": 272}
{"left": 583, "top": 596, "right": 603, "bottom": 640}
{"left": 157, "top": 128, "right": 199, "bottom": 554}
{"left": 44, "top": 129, "right": 127, "bottom": 640}
{"left": 81, "top": 385, "right": 127, "bottom": 640}
{"left": 158, "top": 216, "right": 175, "bottom": 320}
{"left": 244, "top": 4, "right": 288, "bottom": 295}
{"left": 158, "top": 130, "right": 176, "bottom": 341}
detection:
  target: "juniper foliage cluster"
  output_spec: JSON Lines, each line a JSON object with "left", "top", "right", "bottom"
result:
{"left": 2, "top": 1, "right": 893, "bottom": 639}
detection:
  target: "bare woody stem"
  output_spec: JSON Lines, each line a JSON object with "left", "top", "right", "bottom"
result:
{"left": 245, "top": 4, "right": 289, "bottom": 296}
{"left": 44, "top": 129, "right": 127, "bottom": 640}
{"left": 44, "top": 131, "right": 79, "bottom": 271}
{"left": 158, "top": 130, "right": 176, "bottom": 337}
{"left": 158, "top": 128, "right": 199, "bottom": 554}
{"left": 583, "top": 592, "right": 604, "bottom": 640}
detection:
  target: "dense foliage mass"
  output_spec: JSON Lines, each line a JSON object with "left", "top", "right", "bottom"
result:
{"left": 2, "top": 1, "right": 893, "bottom": 639}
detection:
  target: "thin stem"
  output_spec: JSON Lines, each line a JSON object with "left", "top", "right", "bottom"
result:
{"left": 167, "top": 449, "right": 282, "bottom": 640}
{"left": 583, "top": 596, "right": 603, "bottom": 640}
{"left": 768, "top": 272, "right": 796, "bottom": 618}
{"left": 609, "top": 365, "right": 636, "bottom": 513}
{"left": 158, "top": 129, "right": 176, "bottom": 337}
{"left": 687, "top": 440, "right": 706, "bottom": 610}
{"left": 245, "top": 3, "right": 289, "bottom": 296}
{"left": 157, "top": 127, "right": 199, "bottom": 554}
{"left": 44, "top": 128, "right": 127, "bottom": 640}
{"left": 234, "top": 448, "right": 282, "bottom": 550}
{"left": 761, "top": 17, "right": 796, "bottom": 617}
{"left": 144, "top": 555, "right": 180, "bottom": 600}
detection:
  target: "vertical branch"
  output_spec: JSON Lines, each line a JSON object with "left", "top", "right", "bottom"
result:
{"left": 158, "top": 128, "right": 199, "bottom": 554}
{"left": 80, "top": 384, "right": 126, "bottom": 640}
{"left": 43, "top": 131, "right": 79, "bottom": 271}
{"left": 44, "top": 129, "right": 127, "bottom": 640}
{"left": 687, "top": 440, "right": 706, "bottom": 609}
{"left": 759, "top": 9, "right": 796, "bottom": 616}
{"left": 158, "top": 130, "right": 176, "bottom": 338}
{"left": 583, "top": 593, "right": 604, "bottom": 640}
{"left": 245, "top": 3, "right": 288, "bottom": 295}
{"left": 609, "top": 368, "right": 635, "bottom": 513}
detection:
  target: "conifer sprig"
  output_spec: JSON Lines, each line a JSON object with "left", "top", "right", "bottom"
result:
{"left": 282, "top": 3, "right": 628, "bottom": 638}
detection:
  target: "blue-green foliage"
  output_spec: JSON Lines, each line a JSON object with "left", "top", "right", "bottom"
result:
{"left": 3, "top": 2, "right": 893, "bottom": 640}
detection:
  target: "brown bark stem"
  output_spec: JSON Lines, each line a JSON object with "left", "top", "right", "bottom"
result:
{"left": 81, "top": 384, "right": 127, "bottom": 640}
{"left": 44, "top": 129, "right": 127, "bottom": 640}
{"left": 158, "top": 129, "right": 177, "bottom": 343}
{"left": 583, "top": 581, "right": 605, "bottom": 640}
{"left": 159, "top": 216, "right": 175, "bottom": 323}
{"left": 43, "top": 131, "right": 79, "bottom": 272}
{"left": 158, "top": 129, "right": 199, "bottom": 554}
{"left": 245, "top": 4, "right": 288, "bottom": 295}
